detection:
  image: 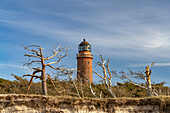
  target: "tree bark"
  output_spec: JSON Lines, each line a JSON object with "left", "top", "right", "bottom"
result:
{"left": 40, "top": 47, "right": 47, "bottom": 95}
{"left": 145, "top": 67, "right": 152, "bottom": 96}
{"left": 146, "top": 74, "right": 152, "bottom": 96}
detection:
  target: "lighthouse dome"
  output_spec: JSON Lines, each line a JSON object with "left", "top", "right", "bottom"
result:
{"left": 78, "top": 39, "right": 91, "bottom": 52}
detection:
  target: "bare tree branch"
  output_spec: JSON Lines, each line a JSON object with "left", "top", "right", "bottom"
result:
{"left": 26, "top": 77, "right": 34, "bottom": 95}
{"left": 22, "top": 45, "right": 41, "bottom": 56}
{"left": 23, "top": 60, "right": 41, "bottom": 66}
{"left": 118, "top": 71, "right": 147, "bottom": 89}
{"left": 93, "top": 55, "right": 116, "bottom": 98}
{"left": 23, "top": 74, "right": 41, "bottom": 78}
{"left": 32, "top": 67, "right": 42, "bottom": 71}
{"left": 24, "top": 54, "right": 41, "bottom": 59}
{"left": 46, "top": 54, "right": 68, "bottom": 65}
{"left": 93, "top": 70, "right": 104, "bottom": 79}
{"left": 44, "top": 44, "right": 69, "bottom": 60}
{"left": 78, "top": 78, "right": 84, "bottom": 98}
{"left": 46, "top": 64, "right": 64, "bottom": 70}
{"left": 62, "top": 69, "right": 81, "bottom": 98}
{"left": 44, "top": 47, "right": 61, "bottom": 60}
{"left": 46, "top": 75, "right": 64, "bottom": 93}
{"left": 89, "top": 81, "right": 99, "bottom": 98}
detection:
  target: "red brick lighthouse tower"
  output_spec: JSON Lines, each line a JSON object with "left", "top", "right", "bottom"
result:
{"left": 77, "top": 39, "right": 93, "bottom": 85}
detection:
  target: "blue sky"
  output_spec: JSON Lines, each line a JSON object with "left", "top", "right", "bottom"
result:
{"left": 0, "top": 0, "right": 170, "bottom": 86}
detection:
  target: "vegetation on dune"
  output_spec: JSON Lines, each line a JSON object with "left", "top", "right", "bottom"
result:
{"left": 0, "top": 74, "right": 169, "bottom": 98}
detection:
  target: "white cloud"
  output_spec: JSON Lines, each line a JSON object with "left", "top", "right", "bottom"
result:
{"left": 0, "top": 63, "right": 26, "bottom": 69}
{"left": 1, "top": 1, "right": 170, "bottom": 61}
{"left": 0, "top": 63, "right": 32, "bottom": 73}
{"left": 154, "top": 63, "right": 170, "bottom": 66}
{"left": 127, "top": 63, "right": 170, "bottom": 67}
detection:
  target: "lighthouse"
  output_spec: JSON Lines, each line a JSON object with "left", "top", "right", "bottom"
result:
{"left": 77, "top": 39, "right": 93, "bottom": 85}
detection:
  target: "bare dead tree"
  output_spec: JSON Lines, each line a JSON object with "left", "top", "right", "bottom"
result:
{"left": 88, "top": 81, "right": 98, "bottom": 98}
{"left": 79, "top": 78, "right": 84, "bottom": 98}
{"left": 88, "top": 80, "right": 102, "bottom": 99}
{"left": 93, "top": 55, "right": 158, "bottom": 97}
{"left": 64, "top": 69, "right": 102, "bottom": 98}
{"left": 62, "top": 69, "right": 81, "bottom": 98}
{"left": 115, "top": 62, "right": 158, "bottom": 96}
{"left": 23, "top": 44, "right": 69, "bottom": 95}
{"left": 144, "top": 62, "right": 155, "bottom": 96}
{"left": 93, "top": 55, "right": 116, "bottom": 98}
{"left": 62, "top": 69, "right": 100, "bottom": 98}
{"left": 117, "top": 71, "right": 147, "bottom": 89}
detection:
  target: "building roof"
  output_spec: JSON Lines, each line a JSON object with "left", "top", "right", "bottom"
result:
{"left": 79, "top": 39, "right": 90, "bottom": 46}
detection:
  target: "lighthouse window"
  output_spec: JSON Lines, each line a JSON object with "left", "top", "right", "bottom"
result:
{"left": 87, "top": 61, "right": 89, "bottom": 64}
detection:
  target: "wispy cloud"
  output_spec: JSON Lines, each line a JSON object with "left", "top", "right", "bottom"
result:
{"left": 1, "top": 1, "right": 170, "bottom": 60}
{"left": 0, "top": 63, "right": 33, "bottom": 75}
{"left": 127, "top": 63, "right": 170, "bottom": 67}
{"left": 0, "top": 63, "right": 26, "bottom": 69}
{"left": 154, "top": 63, "right": 170, "bottom": 66}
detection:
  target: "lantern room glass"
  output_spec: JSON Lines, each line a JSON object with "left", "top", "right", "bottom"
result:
{"left": 78, "top": 43, "right": 91, "bottom": 52}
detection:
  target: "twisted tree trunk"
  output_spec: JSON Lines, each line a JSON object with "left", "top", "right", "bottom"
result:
{"left": 40, "top": 47, "right": 47, "bottom": 95}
